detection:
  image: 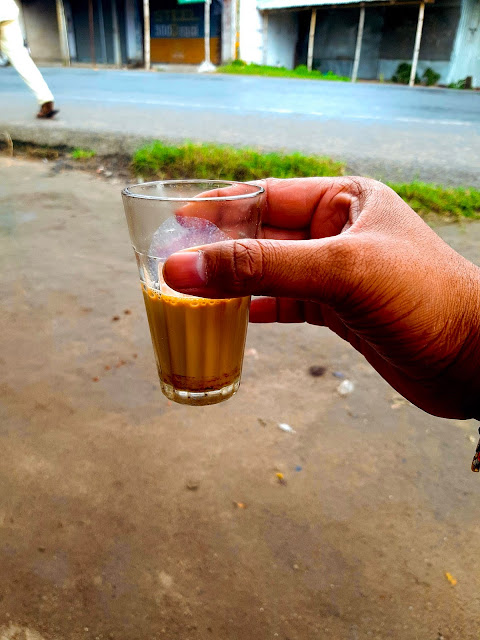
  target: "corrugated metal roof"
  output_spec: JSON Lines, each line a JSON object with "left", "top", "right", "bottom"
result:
{"left": 258, "top": 0, "right": 389, "bottom": 8}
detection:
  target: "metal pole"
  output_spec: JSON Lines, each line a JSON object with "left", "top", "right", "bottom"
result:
{"left": 111, "top": 0, "right": 122, "bottom": 67}
{"left": 204, "top": 0, "right": 211, "bottom": 64}
{"left": 351, "top": 4, "right": 365, "bottom": 82}
{"left": 409, "top": 1, "right": 425, "bottom": 87}
{"left": 55, "top": 0, "right": 70, "bottom": 66}
{"left": 88, "top": 0, "right": 96, "bottom": 66}
{"left": 307, "top": 8, "right": 316, "bottom": 72}
{"left": 199, "top": 0, "right": 215, "bottom": 71}
{"left": 262, "top": 11, "right": 268, "bottom": 65}
{"left": 143, "top": 0, "right": 150, "bottom": 70}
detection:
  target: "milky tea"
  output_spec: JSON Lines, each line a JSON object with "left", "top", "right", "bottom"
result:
{"left": 142, "top": 281, "right": 250, "bottom": 405}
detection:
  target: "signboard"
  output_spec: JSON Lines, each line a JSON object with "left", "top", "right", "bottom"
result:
{"left": 151, "top": 5, "right": 220, "bottom": 39}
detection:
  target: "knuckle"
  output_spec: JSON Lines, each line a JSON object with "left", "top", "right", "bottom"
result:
{"left": 347, "top": 176, "right": 385, "bottom": 204}
{"left": 326, "top": 236, "right": 368, "bottom": 297}
{"left": 231, "top": 240, "right": 265, "bottom": 288}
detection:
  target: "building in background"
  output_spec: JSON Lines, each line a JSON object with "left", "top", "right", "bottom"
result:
{"left": 236, "top": 0, "right": 480, "bottom": 86}
{"left": 15, "top": 0, "right": 145, "bottom": 66}
{"left": 9, "top": 0, "right": 480, "bottom": 86}
{"left": 149, "top": 0, "right": 222, "bottom": 64}
{"left": 15, "top": 0, "right": 224, "bottom": 67}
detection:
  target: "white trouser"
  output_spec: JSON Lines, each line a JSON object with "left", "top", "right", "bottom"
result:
{"left": 0, "top": 18, "right": 54, "bottom": 105}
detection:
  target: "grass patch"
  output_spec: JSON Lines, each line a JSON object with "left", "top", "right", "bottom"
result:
{"left": 132, "top": 141, "right": 344, "bottom": 181}
{"left": 71, "top": 148, "right": 96, "bottom": 160}
{"left": 387, "top": 181, "right": 480, "bottom": 220}
{"left": 132, "top": 141, "right": 480, "bottom": 220}
{"left": 217, "top": 60, "right": 350, "bottom": 82}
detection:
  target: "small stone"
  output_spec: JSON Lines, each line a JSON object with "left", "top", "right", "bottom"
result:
{"left": 337, "top": 379, "right": 355, "bottom": 396}
{"left": 257, "top": 418, "right": 267, "bottom": 428}
{"left": 293, "top": 564, "right": 299, "bottom": 570}
{"left": 186, "top": 479, "right": 200, "bottom": 491}
{"left": 308, "top": 365, "right": 326, "bottom": 377}
{"left": 112, "top": 316, "right": 120, "bottom": 322}
{"left": 38, "top": 546, "right": 46, "bottom": 553}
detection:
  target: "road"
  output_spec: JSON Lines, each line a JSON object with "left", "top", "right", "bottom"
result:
{"left": 1, "top": 157, "right": 480, "bottom": 639}
{"left": 1, "top": 67, "right": 480, "bottom": 185}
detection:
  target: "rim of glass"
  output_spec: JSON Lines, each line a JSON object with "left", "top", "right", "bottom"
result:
{"left": 122, "top": 179, "right": 265, "bottom": 202}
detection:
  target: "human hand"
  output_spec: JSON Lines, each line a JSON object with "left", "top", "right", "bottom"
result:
{"left": 163, "top": 177, "right": 480, "bottom": 419}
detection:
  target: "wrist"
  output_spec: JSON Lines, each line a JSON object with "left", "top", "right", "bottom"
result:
{"left": 451, "top": 262, "right": 480, "bottom": 418}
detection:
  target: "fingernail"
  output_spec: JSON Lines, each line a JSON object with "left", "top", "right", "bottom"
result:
{"left": 163, "top": 251, "right": 206, "bottom": 289}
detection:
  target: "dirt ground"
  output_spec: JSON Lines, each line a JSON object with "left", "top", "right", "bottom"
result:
{"left": 0, "top": 157, "right": 479, "bottom": 640}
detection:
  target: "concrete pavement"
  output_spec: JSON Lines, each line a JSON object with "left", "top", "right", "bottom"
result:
{"left": 1, "top": 67, "right": 480, "bottom": 185}
{"left": 1, "top": 156, "right": 480, "bottom": 640}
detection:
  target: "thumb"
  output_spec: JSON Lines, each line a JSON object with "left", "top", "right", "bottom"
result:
{"left": 163, "top": 238, "right": 355, "bottom": 302}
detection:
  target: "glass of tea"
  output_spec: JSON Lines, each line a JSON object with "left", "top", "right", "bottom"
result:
{"left": 122, "top": 180, "right": 265, "bottom": 406}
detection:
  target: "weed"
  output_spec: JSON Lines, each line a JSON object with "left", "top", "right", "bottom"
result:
{"left": 217, "top": 61, "right": 350, "bottom": 82}
{"left": 71, "top": 148, "right": 96, "bottom": 160}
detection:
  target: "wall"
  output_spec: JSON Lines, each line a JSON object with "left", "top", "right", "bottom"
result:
{"left": 378, "top": 0, "right": 461, "bottom": 83}
{"left": 21, "top": 0, "right": 61, "bottom": 62}
{"left": 294, "top": 7, "right": 385, "bottom": 79}
{"left": 357, "top": 8, "right": 384, "bottom": 79}
{"left": 125, "top": 0, "right": 143, "bottom": 64}
{"left": 312, "top": 7, "right": 358, "bottom": 77}
{"left": 265, "top": 10, "right": 298, "bottom": 68}
{"left": 239, "top": 0, "right": 263, "bottom": 63}
{"left": 447, "top": 0, "right": 480, "bottom": 87}
{"left": 221, "top": 0, "right": 234, "bottom": 62}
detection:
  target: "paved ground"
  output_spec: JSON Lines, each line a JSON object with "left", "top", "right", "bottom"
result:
{"left": 0, "top": 157, "right": 479, "bottom": 640}
{"left": 1, "top": 68, "right": 480, "bottom": 186}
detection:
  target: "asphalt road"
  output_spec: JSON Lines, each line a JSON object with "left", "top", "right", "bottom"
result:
{"left": 1, "top": 67, "right": 480, "bottom": 185}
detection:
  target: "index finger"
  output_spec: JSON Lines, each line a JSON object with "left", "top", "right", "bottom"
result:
{"left": 262, "top": 177, "right": 357, "bottom": 237}
{"left": 175, "top": 182, "right": 265, "bottom": 238}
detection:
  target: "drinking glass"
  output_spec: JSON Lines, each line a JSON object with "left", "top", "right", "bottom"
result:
{"left": 122, "top": 180, "right": 265, "bottom": 406}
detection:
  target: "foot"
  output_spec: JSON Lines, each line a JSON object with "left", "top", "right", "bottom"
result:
{"left": 37, "top": 101, "right": 59, "bottom": 119}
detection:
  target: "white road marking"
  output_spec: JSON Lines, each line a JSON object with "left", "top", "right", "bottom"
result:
{"left": 63, "top": 94, "right": 475, "bottom": 127}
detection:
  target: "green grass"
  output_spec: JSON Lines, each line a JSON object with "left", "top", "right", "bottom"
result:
{"left": 387, "top": 181, "right": 480, "bottom": 220}
{"left": 132, "top": 141, "right": 344, "bottom": 181}
{"left": 71, "top": 148, "right": 96, "bottom": 160}
{"left": 131, "top": 141, "right": 480, "bottom": 220}
{"left": 217, "top": 60, "right": 350, "bottom": 82}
